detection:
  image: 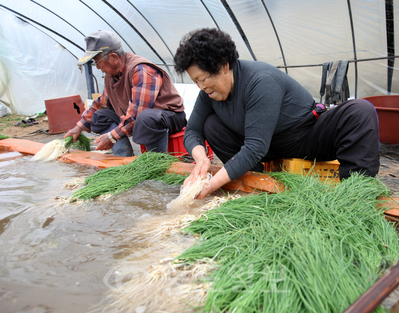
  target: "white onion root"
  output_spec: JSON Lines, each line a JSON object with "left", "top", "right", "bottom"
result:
{"left": 32, "top": 139, "right": 69, "bottom": 161}
{"left": 167, "top": 173, "right": 212, "bottom": 210}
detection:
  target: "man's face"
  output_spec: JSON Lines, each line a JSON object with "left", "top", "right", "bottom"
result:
{"left": 93, "top": 53, "right": 120, "bottom": 76}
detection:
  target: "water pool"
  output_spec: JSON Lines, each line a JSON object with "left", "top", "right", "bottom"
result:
{"left": 0, "top": 148, "right": 208, "bottom": 313}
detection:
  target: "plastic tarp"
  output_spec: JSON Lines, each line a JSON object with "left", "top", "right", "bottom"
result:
{"left": 0, "top": 0, "right": 397, "bottom": 115}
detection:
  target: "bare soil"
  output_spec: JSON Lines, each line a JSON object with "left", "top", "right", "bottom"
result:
{"left": 0, "top": 114, "right": 66, "bottom": 143}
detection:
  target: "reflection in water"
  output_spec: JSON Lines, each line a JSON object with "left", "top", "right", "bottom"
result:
{"left": 0, "top": 149, "right": 213, "bottom": 313}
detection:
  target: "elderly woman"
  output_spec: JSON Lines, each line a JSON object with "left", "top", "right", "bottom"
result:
{"left": 174, "top": 28, "right": 379, "bottom": 199}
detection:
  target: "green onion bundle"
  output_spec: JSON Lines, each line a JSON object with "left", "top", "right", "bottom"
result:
{"left": 154, "top": 173, "right": 187, "bottom": 186}
{"left": 179, "top": 173, "right": 398, "bottom": 312}
{"left": 64, "top": 134, "right": 91, "bottom": 151}
{"left": 70, "top": 152, "right": 182, "bottom": 200}
{"left": 0, "top": 134, "right": 10, "bottom": 140}
{"left": 32, "top": 134, "right": 91, "bottom": 161}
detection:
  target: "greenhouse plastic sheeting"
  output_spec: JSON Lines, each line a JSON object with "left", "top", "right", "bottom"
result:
{"left": 0, "top": 0, "right": 397, "bottom": 115}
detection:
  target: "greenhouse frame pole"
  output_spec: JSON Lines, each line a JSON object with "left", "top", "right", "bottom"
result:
{"left": 0, "top": 4, "right": 84, "bottom": 54}
{"left": 200, "top": 0, "right": 221, "bottom": 29}
{"left": 126, "top": 0, "right": 174, "bottom": 58}
{"left": 220, "top": 0, "right": 257, "bottom": 61}
{"left": 30, "top": 0, "right": 85, "bottom": 36}
{"left": 79, "top": 0, "right": 135, "bottom": 53}
{"left": 261, "top": 0, "right": 287, "bottom": 74}
{"left": 84, "top": 64, "right": 94, "bottom": 100}
{"left": 386, "top": 0, "right": 395, "bottom": 94}
{"left": 101, "top": 0, "right": 172, "bottom": 77}
{"left": 347, "top": 0, "right": 358, "bottom": 99}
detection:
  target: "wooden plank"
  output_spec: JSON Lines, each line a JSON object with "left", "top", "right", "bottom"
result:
{"left": 343, "top": 263, "right": 399, "bottom": 313}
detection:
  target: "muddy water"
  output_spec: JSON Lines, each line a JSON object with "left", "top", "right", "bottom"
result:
{"left": 0, "top": 150, "right": 207, "bottom": 313}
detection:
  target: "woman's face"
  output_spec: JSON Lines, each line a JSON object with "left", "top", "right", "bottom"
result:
{"left": 186, "top": 64, "right": 233, "bottom": 101}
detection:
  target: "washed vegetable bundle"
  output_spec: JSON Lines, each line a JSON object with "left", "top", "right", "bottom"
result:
{"left": 179, "top": 173, "right": 398, "bottom": 313}
{"left": 63, "top": 134, "right": 91, "bottom": 152}
{"left": 32, "top": 134, "right": 91, "bottom": 161}
{"left": 70, "top": 152, "right": 184, "bottom": 200}
{"left": 167, "top": 172, "right": 212, "bottom": 210}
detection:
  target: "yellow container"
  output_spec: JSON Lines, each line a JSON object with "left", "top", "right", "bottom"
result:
{"left": 84, "top": 93, "right": 102, "bottom": 109}
{"left": 265, "top": 158, "right": 340, "bottom": 182}
{"left": 91, "top": 93, "right": 102, "bottom": 100}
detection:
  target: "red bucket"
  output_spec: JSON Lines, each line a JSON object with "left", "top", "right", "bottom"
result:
{"left": 362, "top": 95, "right": 399, "bottom": 145}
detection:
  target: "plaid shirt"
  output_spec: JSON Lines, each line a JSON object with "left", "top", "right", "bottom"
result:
{"left": 78, "top": 63, "right": 163, "bottom": 140}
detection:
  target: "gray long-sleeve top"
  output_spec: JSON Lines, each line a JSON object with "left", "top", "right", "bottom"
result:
{"left": 183, "top": 59, "right": 315, "bottom": 181}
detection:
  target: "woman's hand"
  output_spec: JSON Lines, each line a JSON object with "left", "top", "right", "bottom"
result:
{"left": 183, "top": 145, "right": 232, "bottom": 199}
{"left": 185, "top": 158, "right": 211, "bottom": 184}
{"left": 196, "top": 167, "right": 231, "bottom": 199}
{"left": 183, "top": 145, "right": 211, "bottom": 189}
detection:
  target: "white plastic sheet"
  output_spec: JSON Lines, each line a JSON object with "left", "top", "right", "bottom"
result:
{"left": 0, "top": 9, "right": 87, "bottom": 115}
{"left": 0, "top": 0, "right": 397, "bottom": 115}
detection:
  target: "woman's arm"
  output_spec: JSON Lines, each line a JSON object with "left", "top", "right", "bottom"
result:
{"left": 183, "top": 145, "right": 231, "bottom": 199}
{"left": 182, "top": 92, "right": 225, "bottom": 198}
{"left": 196, "top": 166, "right": 231, "bottom": 199}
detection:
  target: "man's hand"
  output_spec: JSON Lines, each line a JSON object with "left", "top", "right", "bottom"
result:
{"left": 64, "top": 125, "right": 83, "bottom": 142}
{"left": 94, "top": 133, "right": 115, "bottom": 151}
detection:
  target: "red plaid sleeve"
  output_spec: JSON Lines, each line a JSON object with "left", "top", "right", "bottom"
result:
{"left": 77, "top": 88, "right": 109, "bottom": 132}
{"left": 111, "top": 64, "right": 163, "bottom": 140}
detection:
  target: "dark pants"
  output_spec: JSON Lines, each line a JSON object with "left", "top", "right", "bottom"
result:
{"left": 133, "top": 109, "right": 187, "bottom": 145}
{"left": 91, "top": 108, "right": 187, "bottom": 155}
{"left": 203, "top": 99, "right": 380, "bottom": 179}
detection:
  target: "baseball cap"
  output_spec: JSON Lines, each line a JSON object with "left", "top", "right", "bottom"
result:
{"left": 78, "top": 30, "right": 122, "bottom": 65}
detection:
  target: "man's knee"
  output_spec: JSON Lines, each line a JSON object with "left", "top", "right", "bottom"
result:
{"left": 91, "top": 109, "right": 120, "bottom": 134}
{"left": 135, "top": 109, "right": 163, "bottom": 128}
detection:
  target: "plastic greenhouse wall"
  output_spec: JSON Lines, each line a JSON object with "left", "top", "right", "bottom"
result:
{"left": 0, "top": 0, "right": 397, "bottom": 115}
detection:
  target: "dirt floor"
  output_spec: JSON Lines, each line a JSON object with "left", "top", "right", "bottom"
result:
{"left": 0, "top": 114, "right": 57, "bottom": 142}
{"left": 0, "top": 114, "right": 142, "bottom": 154}
{"left": 0, "top": 115, "right": 93, "bottom": 144}
{"left": 1, "top": 114, "right": 399, "bottom": 197}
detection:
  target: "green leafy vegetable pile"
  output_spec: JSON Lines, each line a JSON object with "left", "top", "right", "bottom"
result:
{"left": 64, "top": 134, "right": 91, "bottom": 151}
{"left": 70, "top": 152, "right": 184, "bottom": 200}
{"left": 179, "top": 173, "right": 398, "bottom": 313}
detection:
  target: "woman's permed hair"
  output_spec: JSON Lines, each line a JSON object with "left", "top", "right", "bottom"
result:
{"left": 174, "top": 28, "right": 239, "bottom": 75}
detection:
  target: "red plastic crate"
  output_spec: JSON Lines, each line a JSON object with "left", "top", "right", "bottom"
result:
{"left": 140, "top": 128, "right": 213, "bottom": 161}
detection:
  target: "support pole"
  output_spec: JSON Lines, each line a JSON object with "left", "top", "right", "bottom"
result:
{"left": 84, "top": 63, "right": 94, "bottom": 99}
{"left": 386, "top": 0, "right": 395, "bottom": 94}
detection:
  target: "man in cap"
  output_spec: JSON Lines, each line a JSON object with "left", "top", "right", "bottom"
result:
{"left": 65, "top": 30, "right": 186, "bottom": 156}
